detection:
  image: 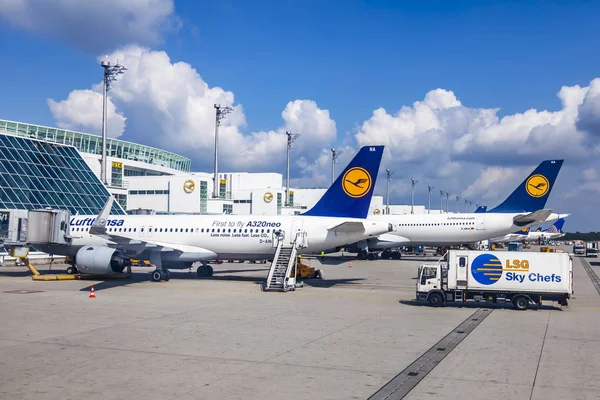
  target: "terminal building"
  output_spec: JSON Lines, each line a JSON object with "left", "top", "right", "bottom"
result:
{"left": 0, "top": 119, "right": 445, "bottom": 223}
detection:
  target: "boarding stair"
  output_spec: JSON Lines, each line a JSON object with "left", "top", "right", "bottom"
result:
{"left": 264, "top": 230, "right": 307, "bottom": 292}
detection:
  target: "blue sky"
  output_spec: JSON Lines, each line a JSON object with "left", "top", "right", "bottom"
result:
{"left": 1, "top": 0, "right": 600, "bottom": 231}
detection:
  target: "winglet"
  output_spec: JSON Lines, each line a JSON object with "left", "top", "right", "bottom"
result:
{"left": 489, "top": 160, "right": 563, "bottom": 213}
{"left": 302, "top": 146, "right": 384, "bottom": 219}
{"left": 90, "top": 197, "right": 114, "bottom": 235}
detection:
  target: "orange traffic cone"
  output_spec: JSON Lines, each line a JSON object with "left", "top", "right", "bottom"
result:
{"left": 349, "top": 262, "right": 352, "bottom": 268}
{"left": 89, "top": 286, "right": 96, "bottom": 299}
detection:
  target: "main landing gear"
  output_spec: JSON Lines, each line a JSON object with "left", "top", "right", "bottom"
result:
{"left": 151, "top": 269, "right": 170, "bottom": 282}
{"left": 196, "top": 262, "right": 214, "bottom": 278}
{"left": 149, "top": 252, "right": 170, "bottom": 282}
{"left": 357, "top": 250, "right": 378, "bottom": 260}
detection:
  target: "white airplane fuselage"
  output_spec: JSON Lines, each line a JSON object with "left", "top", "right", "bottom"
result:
{"left": 366, "top": 212, "right": 545, "bottom": 248}
{"left": 43, "top": 214, "right": 391, "bottom": 261}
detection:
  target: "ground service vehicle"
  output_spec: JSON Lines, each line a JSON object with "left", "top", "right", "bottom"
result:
{"left": 573, "top": 243, "right": 586, "bottom": 256}
{"left": 416, "top": 250, "right": 572, "bottom": 310}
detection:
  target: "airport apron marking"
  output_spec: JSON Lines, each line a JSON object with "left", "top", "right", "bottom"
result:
{"left": 368, "top": 308, "right": 494, "bottom": 400}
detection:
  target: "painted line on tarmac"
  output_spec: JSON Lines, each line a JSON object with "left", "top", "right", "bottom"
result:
{"left": 368, "top": 308, "right": 494, "bottom": 400}
{"left": 580, "top": 258, "right": 600, "bottom": 295}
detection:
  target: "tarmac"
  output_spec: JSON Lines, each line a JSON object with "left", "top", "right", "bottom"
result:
{"left": 0, "top": 246, "right": 598, "bottom": 400}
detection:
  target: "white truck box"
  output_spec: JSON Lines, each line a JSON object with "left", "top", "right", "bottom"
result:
{"left": 416, "top": 250, "right": 573, "bottom": 310}
{"left": 447, "top": 250, "right": 572, "bottom": 293}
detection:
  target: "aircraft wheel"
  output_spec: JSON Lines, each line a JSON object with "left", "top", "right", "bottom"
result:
{"left": 367, "top": 252, "right": 378, "bottom": 260}
{"left": 391, "top": 252, "right": 402, "bottom": 260}
{"left": 381, "top": 249, "right": 392, "bottom": 259}
{"left": 197, "top": 265, "right": 214, "bottom": 278}
{"left": 357, "top": 251, "right": 367, "bottom": 260}
{"left": 66, "top": 266, "right": 76, "bottom": 274}
{"left": 164, "top": 269, "right": 170, "bottom": 281}
{"left": 151, "top": 270, "right": 164, "bottom": 282}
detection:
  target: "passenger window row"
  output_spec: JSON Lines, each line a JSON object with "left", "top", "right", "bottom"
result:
{"left": 399, "top": 222, "right": 475, "bottom": 227}
{"left": 71, "top": 227, "right": 274, "bottom": 234}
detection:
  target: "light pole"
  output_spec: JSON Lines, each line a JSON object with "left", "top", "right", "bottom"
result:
{"left": 286, "top": 131, "right": 300, "bottom": 206}
{"left": 469, "top": 200, "right": 473, "bottom": 212}
{"left": 410, "top": 178, "right": 418, "bottom": 214}
{"left": 445, "top": 191, "right": 450, "bottom": 213}
{"left": 213, "top": 104, "right": 233, "bottom": 198}
{"left": 427, "top": 185, "right": 434, "bottom": 214}
{"left": 385, "top": 169, "right": 394, "bottom": 214}
{"left": 464, "top": 198, "right": 469, "bottom": 213}
{"left": 456, "top": 195, "right": 460, "bottom": 213}
{"left": 100, "top": 58, "right": 126, "bottom": 185}
{"left": 440, "top": 190, "right": 443, "bottom": 214}
{"left": 331, "top": 148, "right": 343, "bottom": 183}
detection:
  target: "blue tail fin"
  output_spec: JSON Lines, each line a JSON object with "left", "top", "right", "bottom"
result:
{"left": 302, "top": 146, "right": 384, "bottom": 218}
{"left": 545, "top": 218, "right": 566, "bottom": 233}
{"left": 488, "top": 160, "right": 563, "bottom": 213}
{"left": 513, "top": 227, "right": 530, "bottom": 235}
{"left": 474, "top": 206, "right": 487, "bottom": 213}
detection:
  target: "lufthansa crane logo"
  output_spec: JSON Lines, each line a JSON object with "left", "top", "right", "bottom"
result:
{"left": 525, "top": 174, "right": 549, "bottom": 198}
{"left": 342, "top": 167, "right": 372, "bottom": 198}
{"left": 183, "top": 179, "right": 195, "bottom": 194}
{"left": 374, "top": 208, "right": 381, "bottom": 215}
{"left": 263, "top": 192, "right": 274, "bottom": 203}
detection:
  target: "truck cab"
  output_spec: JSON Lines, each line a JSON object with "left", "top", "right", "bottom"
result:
{"left": 416, "top": 263, "right": 448, "bottom": 306}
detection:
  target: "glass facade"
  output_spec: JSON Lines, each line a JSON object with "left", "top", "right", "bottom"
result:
{"left": 0, "top": 119, "right": 191, "bottom": 172}
{"left": 200, "top": 181, "right": 208, "bottom": 213}
{"left": 0, "top": 133, "right": 125, "bottom": 215}
{"left": 277, "top": 193, "right": 282, "bottom": 215}
{"left": 223, "top": 204, "right": 233, "bottom": 214}
{"left": 219, "top": 179, "right": 227, "bottom": 198}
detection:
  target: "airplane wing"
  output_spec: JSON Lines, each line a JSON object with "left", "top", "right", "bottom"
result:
{"left": 89, "top": 197, "right": 216, "bottom": 260}
{"left": 328, "top": 221, "right": 366, "bottom": 233}
{"left": 512, "top": 209, "right": 553, "bottom": 227}
{"left": 374, "top": 233, "right": 410, "bottom": 246}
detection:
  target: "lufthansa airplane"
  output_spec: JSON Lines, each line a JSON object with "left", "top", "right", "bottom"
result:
{"left": 490, "top": 217, "right": 568, "bottom": 244}
{"left": 349, "top": 160, "right": 564, "bottom": 258}
{"left": 36, "top": 146, "right": 392, "bottom": 281}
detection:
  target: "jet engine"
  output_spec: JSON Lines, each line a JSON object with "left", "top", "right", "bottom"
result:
{"left": 75, "top": 246, "right": 131, "bottom": 275}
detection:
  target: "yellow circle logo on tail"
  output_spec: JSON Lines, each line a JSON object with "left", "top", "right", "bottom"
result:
{"left": 342, "top": 167, "right": 372, "bottom": 198}
{"left": 526, "top": 174, "right": 549, "bottom": 198}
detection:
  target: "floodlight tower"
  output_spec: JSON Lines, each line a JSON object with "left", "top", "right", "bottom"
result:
{"left": 427, "top": 185, "right": 434, "bottom": 214}
{"left": 410, "top": 178, "right": 418, "bottom": 214}
{"left": 100, "top": 58, "right": 126, "bottom": 185}
{"left": 445, "top": 191, "right": 450, "bottom": 213}
{"left": 469, "top": 200, "right": 473, "bottom": 211}
{"left": 213, "top": 104, "right": 233, "bottom": 198}
{"left": 386, "top": 169, "right": 394, "bottom": 214}
{"left": 440, "top": 190, "right": 444, "bottom": 214}
{"left": 331, "top": 148, "right": 343, "bottom": 183}
{"left": 456, "top": 195, "right": 460, "bottom": 213}
{"left": 464, "top": 198, "right": 469, "bottom": 213}
{"left": 286, "top": 131, "right": 300, "bottom": 206}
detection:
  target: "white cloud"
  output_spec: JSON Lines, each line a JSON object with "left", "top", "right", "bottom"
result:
{"left": 583, "top": 167, "right": 597, "bottom": 182}
{"left": 47, "top": 46, "right": 337, "bottom": 175}
{"left": 47, "top": 89, "right": 126, "bottom": 138}
{"left": 0, "top": 0, "right": 180, "bottom": 52}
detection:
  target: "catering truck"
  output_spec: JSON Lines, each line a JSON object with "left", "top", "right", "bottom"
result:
{"left": 416, "top": 250, "right": 573, "bottom": 310}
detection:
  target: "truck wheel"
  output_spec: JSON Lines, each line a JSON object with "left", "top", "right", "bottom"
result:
{"left": 428, "top": 293, "right": 444, "bottom": 307}
{"left": 513, "top": 296, "right": 529, "bottom": 311}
